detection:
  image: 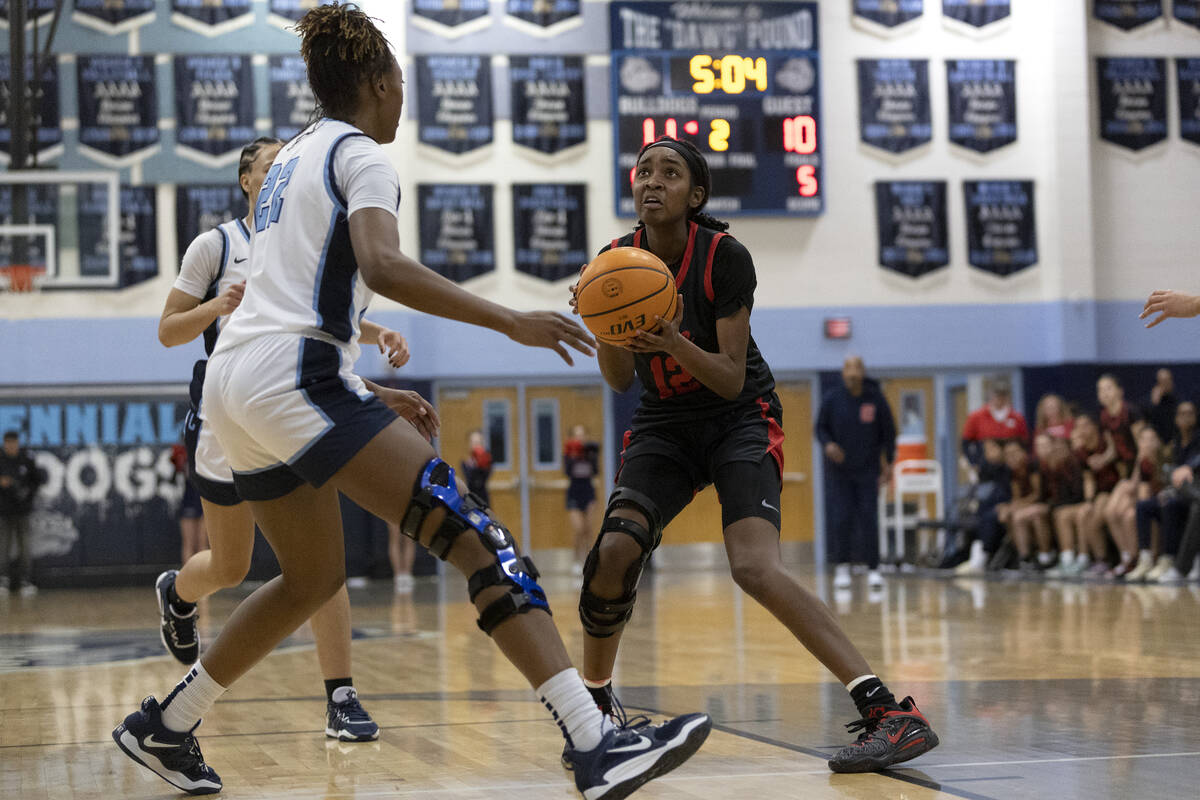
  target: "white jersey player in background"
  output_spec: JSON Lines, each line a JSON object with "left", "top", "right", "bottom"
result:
{"left": 113, "top": 4, "right": 711, "bottom": 799}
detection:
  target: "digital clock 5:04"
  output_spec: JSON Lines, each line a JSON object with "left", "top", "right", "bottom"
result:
{"left": 688, "top": 55, "right": 769, "bottom": 94}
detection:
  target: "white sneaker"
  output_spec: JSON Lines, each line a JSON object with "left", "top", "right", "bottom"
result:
{"left": 393, "top": 574, "right": 413, "bottom": 594}
{"left": 1146, "top": 555, "right": 1175, "bottom": 582}
{"left": 833, "top": 564, "right": 851, "bottom": 589}
{"left": 1126, "top": 551, "right": 1155, "bottom": 582}
{"left": 1156, "top": 566, "right": 1184, "bottom": 584}
{"left": 955, "top": 541, "right": 988, "bottom": 576}
{"left": 867, "top": 569, "right": 884, "bottom": 589}
{"left": 17, "top": 582, "right": 37, "bottom": 597}
{"left": 1188, "top": 557, "right": 1200, "bottom": 581}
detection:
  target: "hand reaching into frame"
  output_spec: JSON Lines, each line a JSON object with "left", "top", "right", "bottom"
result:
{"left": 1140, "top": 290, "right": 1200, "bottom": 328}
{"left": 377, "top": 329, "right": 411, "bottom": 368}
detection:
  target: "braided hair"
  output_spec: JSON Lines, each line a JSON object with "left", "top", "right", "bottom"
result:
{"left": 295, "top": 2, "right": 394, "bottom": 122}
{"left": 635, "top": 136, "right": 730, "bottom": 233}
{"left": 237, "top": 136, "right": 283, "bottom": 200}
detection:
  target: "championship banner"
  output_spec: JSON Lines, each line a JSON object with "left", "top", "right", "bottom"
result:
{"left": 174, "top": 55, "right": 256, "bottom": 165}
{"left": 0, "top": 392, "right": 191, "bottom": 575}
{"left": 76, "top": 55, "right": 159, "bottom": 165}
{"left": 510, "top": 56, "right": 586, "bottom": 156}
{"left": 853, "top": 0, "right": 923, "bottom": 29}
{"left": 512, "top": 183, "right": 587, "bottom": 282}
{"left": 79, "top": 185, "right": 157, "bottom": 284}
{"left": 946, "top": 59, "right": 1017, "bottom": 154}
{"left": 942, "top": 0, "right": 1010, "bottom": 28}
{"left": 874, "top": 180, "right": 948, "bottom": 278}
{"left": 416, "top": 55, "right": 494, "bottom": 156}
{"left": 506, "top": 0, "right": 582, "bottom": 31}
{"left": 417, "top": 184, "right": 495, "bottom": 283}
{"left": 1094, "top": 1, "right": 1163, "bottom": 30}
{"left": 71, "top": 0, "right": 157, "bottom": 34}
{"left": 172, "top": 0, "right": 253, "bottom": 36}
{"left": 175, "top": 184, "right": 246, "bottom": 264}
{"left": 0, "top": 183, "right": 58, "bottom": 274}
{"left": 1097, "top": 57, "right": 1167, "bottom": 151}
{"left": 1176, "top": 1, "right": 1200, "bottom": 30}
{"left": 268, "top": 0, "right": 335, "bottom": 29}
{"left": 857, "top": 59, "right": 931, "bottom": 155}
{"left": 0, "top": 56, "right": 62, "bottom": 164}
{"left": 1179, "top": 58, "right": 1200, "bottom": 147}
{"left": 270, "top": 55, "right": 316, "bottom": 141}
{"left": 411, "top": 0, "right": 491, "bottom": 36}
{"left": 0, "top": 0, "right": 58, "bottom": 28}
{"left": 963, "top": 180, "right": 1037, "bottom": 277}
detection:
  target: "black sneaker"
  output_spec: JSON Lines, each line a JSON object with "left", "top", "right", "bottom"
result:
{"left": 112, "top": 696, "right": 221, "bottom": 795}
{"left": 827, "top": 696, "right": 939, "bottom": 773}
{"left": 325, "top": 688, "right": 380, "bottom": 741}
{"left": 566, "top": 712, "right": 712, "bottom": 800}
{"left": 156, "top": 570, "right": 199, "bottom": 664}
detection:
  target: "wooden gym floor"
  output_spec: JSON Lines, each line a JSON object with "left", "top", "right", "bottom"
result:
{"left": 3, "top": 567, "right": 1200, "bottom": 799}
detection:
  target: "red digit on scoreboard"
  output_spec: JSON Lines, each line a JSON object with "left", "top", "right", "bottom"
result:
{"left": 796, "top": 165, "right": 818, "bottom": 197}
{"left": 782, "top": 115, "right": 817, "bottom": 155}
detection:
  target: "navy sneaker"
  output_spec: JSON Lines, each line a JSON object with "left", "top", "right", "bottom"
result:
{"left": 325, "top": 688, "right": 380, "bottom": 741}
{"left": 156, "top": 570, "right": 199, "bottom": 665}
{"left": 563, "top": 684, "right": 650, "bottom": 771}
{"left": 827, "top": 696, "right": 939, "bottom": 773}
{"left": 565, "top": 712, "right": 712, "bottom": 800}
{"left": 112, "top": 696, "right": 221, "bottom": 795}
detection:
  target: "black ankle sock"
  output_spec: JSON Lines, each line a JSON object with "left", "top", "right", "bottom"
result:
{"left": 849, "top": 677, "right": 898, "bottom": 717}
{"left": 167, "top": 581, "right": 195, "bottom": 614}
{"left": 325, "top": 677, "right": 353, "bottom": 703}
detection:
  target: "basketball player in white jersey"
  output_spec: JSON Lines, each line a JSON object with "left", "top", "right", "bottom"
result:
{"left": 113, "top": 4, "right": 711, "bottom": 798}
{"left": 154, "top": 136, "right": 411, "bottom": 743}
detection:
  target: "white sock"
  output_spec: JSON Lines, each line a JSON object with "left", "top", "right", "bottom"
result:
{"left": 1061, "top": 550, "right": 1075, "bottom": 566}
{"left": 537, "top": 668, "right": 613, "bottom": 752}
{"left": 161, "top": 661, "right": 227, "bottom": 733}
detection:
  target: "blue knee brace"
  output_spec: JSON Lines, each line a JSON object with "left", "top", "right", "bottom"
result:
{"left": 401, "top": 458, "right": 549, "bottom": 634}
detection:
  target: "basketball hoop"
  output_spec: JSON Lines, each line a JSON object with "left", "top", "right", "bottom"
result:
{"left": 1, "top": 264, "right": 45, "bottom": 293}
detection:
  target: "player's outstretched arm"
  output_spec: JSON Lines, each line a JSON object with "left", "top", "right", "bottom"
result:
{"left": 158, "top": 283, "right": 244, "bottom": 347}
{"left": 1141, "top": 290, "right": 1200, "bottom": 328}
{"left": 350, "top": 208, "right": 594, "bottom": 365}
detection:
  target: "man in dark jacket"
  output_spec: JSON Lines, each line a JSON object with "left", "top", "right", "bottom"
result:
{"left": 0, "top": 430, "right": 46, "bottom": 595}
{"left": 816, "top": 357, "right": 897, "bottom": 589}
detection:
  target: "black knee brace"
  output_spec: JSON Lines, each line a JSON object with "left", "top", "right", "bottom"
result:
{"left": 579, "top": 487, "right": 663, "bottom": 638}
{"left": 402, "top": 458, "right": 549, "bottom": 634}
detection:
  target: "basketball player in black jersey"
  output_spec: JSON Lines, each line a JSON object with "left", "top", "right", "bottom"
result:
{"left": 569, "top": 136, "right": 939, "bottom": 773}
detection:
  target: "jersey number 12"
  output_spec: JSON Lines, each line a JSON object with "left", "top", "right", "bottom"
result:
{"left": 254, "top": 156, "right": 300, "bottom": 233}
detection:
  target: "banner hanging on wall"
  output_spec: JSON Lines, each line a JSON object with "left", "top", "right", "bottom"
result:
{"left": 71, "top": 0, "right": 156, "bottom": 34}
{"left": 0, "top": 0, "right": 57, "bottom": 26}
{"left": 946, "top": 59, "right": 1017, "bottom": 153}
{"left": 1093, "top": 1, "right": 1163, "bottom": 30}
{"left": 1176, "top": 1, "right": 1200, "bottom": 30}
{"left": 79, "top": 185, "right": 158, "bottom": 285}
{"left": 175, "top": 184, "right": 246, "bottom": 263}
{"left": 412, "top": 0, "right": 491, "bottom": 34}
{"left": 506, "top": 0, "right": 582, "bottom": 30}
{"left": 943, "top": 0, "right": 1010, "bottom": 28}
{"left": 853, "top": 0, "right": 923, "bottom": 29}
{"left": 0, "top": 56, "right": 62, "bottom": 164}
{"left": 1097, "top": 57, "right": 1167, "bottom": 151}
{"left": 1179, "top": 58, "right": 1200, "bottom": 146}
{"left": 416, "top": 55, "right": 494, "bottom": 156}
{"left": 512, "top": 183, "right": 587, "bottom": 282}
{"left": 874, "top": 180, "right": 948, "bottom": 278}
{"left": 269, "top": 55, "right": 316, "bottom": 141}
{"left": 510, "top": 55, "right": 586, "bottom": 156}
{"left": 0, "top": 392, "right": 190, "bottom": 578}
{"left": 267, "top": 0, "right": 335, "bottom": 28}
{"left": 963, "top": 180, "right": 1037, "bottom": 277}
{"left": 77, "top": 55, "right": 159, "bottom": 165}
{"left": 171, "top": 0, "right": 253, "bottom": 35}
{"left": 175, "top": 55, "right": 256, "bottom": 165}
{"left": 418, "top": 184, "right": 495, "bottom": 283}
{"left": 857, "top": 59, "right": 931, "bottom": 155}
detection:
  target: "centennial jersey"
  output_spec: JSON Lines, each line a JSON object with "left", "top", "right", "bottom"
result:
{"left": 215, "top": 118, "right": 400, "bottom": 364}
{"left": 174, "top": 218, "right": 253, "bottom": 357}
{"left": 604, "top": 222, "right": 776, "bottom": 425}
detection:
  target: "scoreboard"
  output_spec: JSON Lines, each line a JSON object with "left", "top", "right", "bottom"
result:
{"left": 610, "top": 1, "right": 823, "bottom": 217}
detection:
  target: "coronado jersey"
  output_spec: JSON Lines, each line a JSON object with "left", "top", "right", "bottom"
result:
{"left": 603, "top": 221, "right": 776, "bottom": 425}
{"left": 173, "top": 217, "right": 253, "bottom": 357}
{"left": 215, "top": 118, "right": 401, "bottom": 364}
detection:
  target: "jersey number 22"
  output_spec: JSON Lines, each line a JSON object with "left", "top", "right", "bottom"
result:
{"left": 254, "top": 156, "right": 300, "bottom": 233}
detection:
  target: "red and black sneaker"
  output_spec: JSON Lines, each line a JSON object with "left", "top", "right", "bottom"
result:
{"left": 827, "top": 697, "right": 939, "bottom": 773}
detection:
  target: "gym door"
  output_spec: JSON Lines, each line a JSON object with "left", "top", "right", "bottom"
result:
{"left": 435, "top": 386, "right": 522, "bottom": 536}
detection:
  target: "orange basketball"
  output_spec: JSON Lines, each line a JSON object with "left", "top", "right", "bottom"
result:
{"left": 575, "top": 247, "right": 678, "bottom": 346}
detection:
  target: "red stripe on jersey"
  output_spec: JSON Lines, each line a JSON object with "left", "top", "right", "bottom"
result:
{"left": 757, "top": 396, "right": 785, "bottom": 481}
{"left": 633, "top": 228, "right": 643, "bottom": 248}
{"left": 614, "top": 429, "right": 634, "bottom": 485}
{"left": 610, "top": 237, "right": 620, "bottom": 249}
{"left": 703, "top": 232, "right": 726, "bottom": 303}
{"left": 673, "top": 221, "right": 699, "bottom": 288}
